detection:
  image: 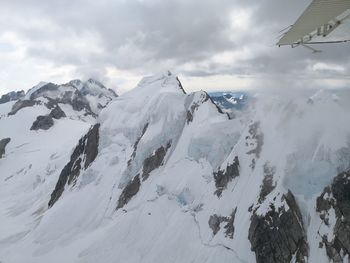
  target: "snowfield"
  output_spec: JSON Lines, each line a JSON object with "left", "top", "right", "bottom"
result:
{"left": 1, "top": 73, "right": 350, "bottom": 263}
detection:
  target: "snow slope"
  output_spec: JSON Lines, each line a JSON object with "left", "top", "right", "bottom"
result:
{"left": 1, "top": 73, "right": 350, "bottom": 263}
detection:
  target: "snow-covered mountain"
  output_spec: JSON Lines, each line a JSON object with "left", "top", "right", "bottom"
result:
{"left": 1, "top": 73, "right": 350, "bottom": 263}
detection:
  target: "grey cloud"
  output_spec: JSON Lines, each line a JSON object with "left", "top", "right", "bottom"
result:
{"left": 0, "top": 0, "right": 349, "bottom": 93}
{"left": 2, "top": 0, "right": 237, "bottom": 66}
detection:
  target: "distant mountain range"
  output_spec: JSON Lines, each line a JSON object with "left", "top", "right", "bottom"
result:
{"left": 209, "top": 91, "right": 248, "bottom": 111}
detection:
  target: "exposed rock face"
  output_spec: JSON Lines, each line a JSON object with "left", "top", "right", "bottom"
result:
{"left": 208, "top": 208, "right": 237, "bottom": 239}
{"left": 186, "top": 110, "right": 193, "bottom": 124}
{"left": 117, "top": 141, "right": 172, "bottom": 209}
{"left": 258, "top": 162, "right": 276, "bottom": 204}
{"left": 0, "top": 90, "right": 25, "bottom": 104}
{"left": 49, "top": 105, "right": 66, "bottom": 119}
{"left": 209, "top": 215, "right": 223, "bottom": 235}
{"left": 8, "top": 100, "right": 39, "bottom": 115}
{"left": 176, "top": 76, "right": 186, "bottom": 95}
{"left": 71, "top": 92, "right": 92, "bottom": 112}
{"left": 30, "top": 115, "right": 54, "bottom": 130}
{"left": 246, "top": 121, "right": 264, "bottom": 158}
{"left": 214, "top": 156, "right": 240, "bottom": 197}
{"left": 0, "top": 138, "right": 11, "bottom": 158}
{"left": 249, "top": 190, "right": 309, "bottom": 263}
{"left": 48, "top": 124, "right": 100, "bottom": 208}
{"left": 316, "top": 171, "right": 350, "bottom": 262}
{"left": 142, "top": 142, "right": 171, "bottom": 181}
{"left": 30, "top": 106, "right": 65, "bottom": 130}
{"left": 116, "top": 175, "right": 141, "bottom": 209}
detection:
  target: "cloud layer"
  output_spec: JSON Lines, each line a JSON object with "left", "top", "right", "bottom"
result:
{"left": 0, "top": 0, "right": 349, "bottom": 94}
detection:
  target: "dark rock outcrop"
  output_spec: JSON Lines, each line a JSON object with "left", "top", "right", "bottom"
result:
{"left": 8, "top": 100, "right": 39, "bottom": 115}
{"left": 208, "top": 208, "right": 237, "bottom": 239}
{"left": 142, "top": 141, "right": 171, "bottom": 181}
{"left": 186, "top": 110, "right": 193, "bottom": 123}
{"left": 30, "top": 115, "right": 54, "bottom": 130}
{"left": 208, "top": 214, "right": 222, "bottom": 235}
{"left": 176, "top": 76, "right": 186, "bottom": 95}
{"left": 249, "top": 190, "right": 309, "bottom": 263}
{"left": 258, "top": 162, "right": 276, "bottom": 204}
{"left": 48, "top": 124, "right": 100, "bottom": 208}
{"left": 246, "top": 121, "right": 264, "bottom": 158}
{"left": 214, "top": 156, "right": 240, "bottom": 197}
{"left": 30, "top": 105, "right": 65, "bottom": 130}
{"left": 118, "top": 141, "right": 171, "bottom": 209}
{"left": 0, "top": 138, "right": 11, "bottom": 158}
{"left": 49, "top": 105, "right": 66, "bottom": 119}
{"left": 71, "top": 93, "right": 92, "bottom": 112}
{"left": 0, "top": 90, "right": 25, "bottom": 104}
{"left": 316, "top": 171, "right": 350, "bottom": 262}
{"left": 116, "top": 175, "right": 141, "bottom": 209}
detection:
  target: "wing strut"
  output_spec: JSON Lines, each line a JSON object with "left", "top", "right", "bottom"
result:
{"left": 277, "top": 0, "right": 350, "bottom": 49}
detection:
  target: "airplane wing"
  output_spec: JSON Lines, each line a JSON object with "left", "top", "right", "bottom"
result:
{"left": 277, "top": 0, "right": 350, "bottom": 46}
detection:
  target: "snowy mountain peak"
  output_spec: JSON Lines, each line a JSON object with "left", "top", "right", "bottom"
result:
{"left": 18, "top": 79, "right": 118, "bottom": 116}
{"left": 131, "top": 72, "right": 186, "bottom": 97}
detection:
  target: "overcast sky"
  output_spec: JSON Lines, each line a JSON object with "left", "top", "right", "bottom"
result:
{"left": 0, "top": 0, "right": 349, "bottom": 95}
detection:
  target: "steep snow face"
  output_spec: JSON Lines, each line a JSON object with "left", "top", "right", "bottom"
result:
{"left": 0, "top": 79, "right": 117, "bottom": 263}
{"left": 1, "top": 73, "right": 350, "bottom": 263}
